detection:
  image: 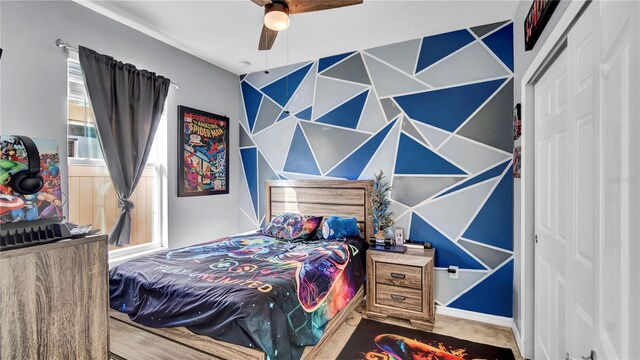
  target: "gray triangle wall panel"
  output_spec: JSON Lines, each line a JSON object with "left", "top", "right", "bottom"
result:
{"left": 401, "top": 116, "right": 428, "bottom": 146}
{"left": 321, "top": 53, "right": 371, "bottom": 85}
{"left": 365, "top": 38, "right": 421, "bottom": 75}
{"left": 240, "top": 125, "right": 255, "bottom": 148}
{"left": 459, "top": 239, "right": 512, "bottom": 269}
{"left": 380, "top": 98, "right": 402, "bottom": 121}
{"left": 391, "top": 176, "right": 463, "bottom": 207}
{"left": 470, "top": 20, "right": 510, "bottom": 38}
{"left": 457, "top": 79, "right": 514, "bottom": 152}
{"left": 252, "top": 97, "right": 281, "bottom": 134}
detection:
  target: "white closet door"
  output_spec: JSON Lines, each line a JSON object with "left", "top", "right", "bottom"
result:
{"left": 565, "top": 3, "right": 597, "bottom": 359}
{"left": 594, "top": 1, "right": 639, "bottom": 359}
{"left": 534, "top": 2, "right": 639, "bottom": 359}
{"left": 534, "top": 48, "right": 569, "bottom": 360}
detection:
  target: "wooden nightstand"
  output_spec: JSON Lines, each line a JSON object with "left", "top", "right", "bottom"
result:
{"left": 365, "top": 247, "right": 435, "bottom": 331}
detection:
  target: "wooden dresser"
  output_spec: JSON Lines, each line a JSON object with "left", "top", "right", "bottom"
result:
{"left": 365, "top": 247, "right": 435, "bottom": 331}
{"left": 0, "top": 235, "right": 109, "bottom": 359}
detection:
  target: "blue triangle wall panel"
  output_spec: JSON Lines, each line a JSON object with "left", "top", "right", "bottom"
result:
{"left": 277, "top": 111, "right": 289, "bottom": 122}
{"left": 482, "top": 23, "right": 514, "bottom": 71}
{"left": 415, "top": 29, "right": 475, "bottom": 73}
{"left": 240, "top": 147, "right": 258, "bottom": 217}
{"left": 410, "top": 213, "right": 485, "bottom": 270}
{"left": 241, "top": 81, "right": 262, "bottom": 132}
{"left": 449, "top": 259, "right": 514, "bottom": 317}
{"left": 436, "top": 159, "right": 510, "bottom": 198}
{"left": 319, "top": 52, "right": 355, "bottom": 72}
{"left": 315, "top": 91, "right": 368, "bottom": 129}
{"left": 296, "top": 106, "right": 312, "bottom": 120}
{"left": 261, "top": 63, "right": 313, "bottom": 107}
{"left": 327, "top": 119, "right": 396, "bottom": 179}
{"left": 283, "top": 124, "right": 321, "bottom": 175}
{"left": 395, "top": 133, "right": 466, "bottom": 175}
{"left": 463, "top": 168, "right": 514, "bottom": 250}
{"left": 394, "top": 79, "right": 505, "bottom": 132}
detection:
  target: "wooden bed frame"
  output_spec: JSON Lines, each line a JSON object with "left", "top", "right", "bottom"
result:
{"left": 109, "top": 180, "right": 373, "bottom": 359}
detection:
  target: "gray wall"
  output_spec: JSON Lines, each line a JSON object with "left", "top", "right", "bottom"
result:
{"left": 512, "top": 0, "right": 570, "bottom": 356}
{"left": 0, "top": 0, "right": 241, "bottom": 249}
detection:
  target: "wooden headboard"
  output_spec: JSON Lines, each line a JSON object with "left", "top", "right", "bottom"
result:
{"left": 265, "top": 180, "right": 374, "bottom": 240}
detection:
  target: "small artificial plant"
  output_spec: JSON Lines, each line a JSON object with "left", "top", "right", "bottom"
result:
{"left": 368, "top": 170, "right": 394, "bottom": 239}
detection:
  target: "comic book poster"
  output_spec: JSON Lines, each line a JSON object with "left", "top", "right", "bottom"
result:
{"left": 178, "top": 106, "right": 229, "bottom": 197}
{"left": 0, "top": 136, "right": 63, "bottom": 224}
{"left": 514, "top": 146, "right": 522, "bottom": 178}
{"left": 513, "top": 103, "right": 522, "bottom": 140}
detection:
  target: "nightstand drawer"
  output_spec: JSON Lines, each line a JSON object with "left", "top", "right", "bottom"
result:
{"left": 375, "top": 262, "right": 422, "bottom": 289}
{"left": 375, "top": 283, "right": 422, "bottom": 312}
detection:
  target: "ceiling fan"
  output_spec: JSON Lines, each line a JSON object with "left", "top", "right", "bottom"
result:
{"left": 252, "top": 0, "right": 363, "bottom": 50}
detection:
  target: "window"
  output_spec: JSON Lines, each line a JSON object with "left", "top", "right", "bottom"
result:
{"left": 66, "top": 57, "right": 165, "bottom": 253}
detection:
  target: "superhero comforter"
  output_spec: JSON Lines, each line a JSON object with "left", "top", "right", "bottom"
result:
{"left": 109, "top": 233, "right": 367, "bottom": 360}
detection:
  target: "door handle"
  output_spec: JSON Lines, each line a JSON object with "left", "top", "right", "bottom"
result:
{"left": 390, "top": 272, "right": 406, "bottom": 279}
{"left": 391, "top": 294, "right": 406, "bottom": 301}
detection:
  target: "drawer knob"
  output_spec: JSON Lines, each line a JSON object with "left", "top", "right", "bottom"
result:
{"left": 390, "top": 272, "right": 406, "bottom": 279}
{"left": 391, "top": 294, "right": 406, "bottom": 301}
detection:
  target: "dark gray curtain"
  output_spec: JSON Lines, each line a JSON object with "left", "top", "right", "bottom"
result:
{"left": 79, "top": 46, "right": 170, "bottom": 246}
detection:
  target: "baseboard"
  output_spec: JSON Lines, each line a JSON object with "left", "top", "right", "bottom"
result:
{"left": 511, "top": 319, "right": 525, "bottom": 358}
{"left": 435, "top": 305, "right": 513, "bottom": 328}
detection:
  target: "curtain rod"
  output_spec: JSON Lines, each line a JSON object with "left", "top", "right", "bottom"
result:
{"left": 55, "top": 39, "right": 181, "bottom": 89}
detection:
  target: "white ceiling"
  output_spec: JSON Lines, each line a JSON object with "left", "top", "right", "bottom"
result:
{"left": 76, "top": 0, "right": 519, "bottom": 75}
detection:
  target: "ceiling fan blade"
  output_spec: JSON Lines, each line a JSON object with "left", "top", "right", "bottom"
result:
{"left": 258, "top": 25, "right": 278, "bottom": 51}
{"left": 251, "top": 0, "right": 272, "bottom": 7}
{"left": 287, "top": 0, "right": 363, "bottom": 14}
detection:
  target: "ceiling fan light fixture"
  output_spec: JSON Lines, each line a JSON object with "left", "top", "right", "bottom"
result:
{"left": 264, "top": 3, "right": 289, "bottom": 31}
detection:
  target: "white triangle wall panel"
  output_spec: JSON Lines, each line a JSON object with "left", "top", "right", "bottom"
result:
{"left": 414, "top": 179, "right": 497, "bottom": 240}
{"left": 438, "top": 135, "right": 510, "bottom": 174}
{"left": 357, "top": 89, "right": 387, "bottom": 133}
{"left": 313, "top": 76, "right": 368, "bottom": 119}
{"left": 413, "top": 121, "right": 452, "bottom": 149}
{"left": 252, "top": 116, "right": 297, "bottom": 172}
{"left": 358, "top": 121, "right": 400, "bottom": 180}
{"left": 286, "top": 62, "right": 317, "bottom": 115}
{"left": 417, "top": 42, "right": 509, "bottom": 87}
{"left": 363, "top": 54, "right": 428, "bottom": 97}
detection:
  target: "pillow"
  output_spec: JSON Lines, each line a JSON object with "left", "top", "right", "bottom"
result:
{"left": 310, "top": 217, "right": 328, "bottom": 240}
{"left": 261, "top": 213, "right": 323, "bottom": 241}
{"left": 322, "top": 216, "right": 362, "bottom": 240}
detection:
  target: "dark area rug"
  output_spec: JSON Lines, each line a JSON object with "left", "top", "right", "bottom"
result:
{"left": 337, "top": 319, "right": 515, "bottom": 360}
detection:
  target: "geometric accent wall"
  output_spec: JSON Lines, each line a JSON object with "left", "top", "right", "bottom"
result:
{"left": 239, "top": 21, "right": 514, "bottom": 317}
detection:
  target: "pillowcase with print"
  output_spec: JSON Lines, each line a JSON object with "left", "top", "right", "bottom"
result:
{"left": 261, "top": 212, "right": 323, "bottom": 241}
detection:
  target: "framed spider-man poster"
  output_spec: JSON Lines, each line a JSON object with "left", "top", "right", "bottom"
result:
{"left": 178, "top": 106, "right": 229, "bottom": 197}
